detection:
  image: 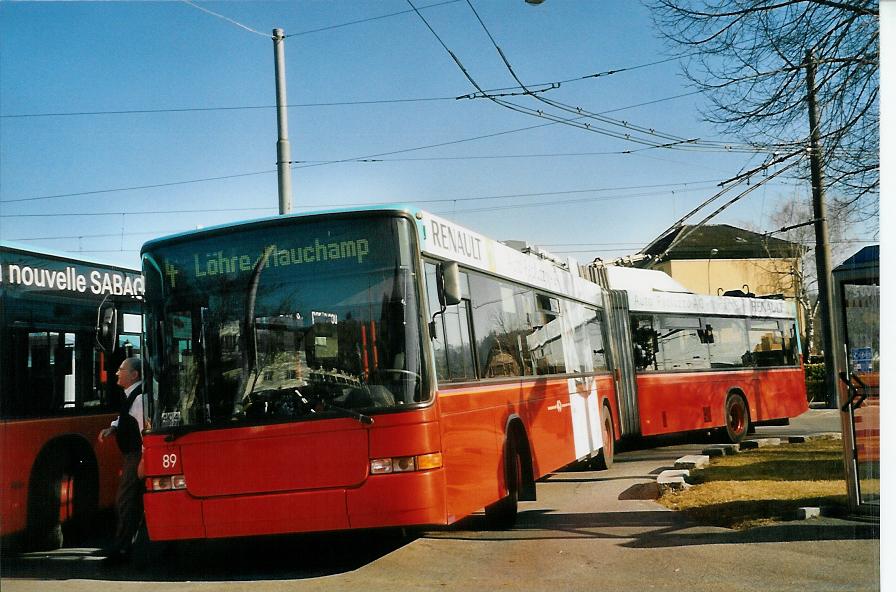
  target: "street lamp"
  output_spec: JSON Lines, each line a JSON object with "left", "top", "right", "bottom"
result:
{"left": 707, "top": 248, "right": 719, "bottom": 294}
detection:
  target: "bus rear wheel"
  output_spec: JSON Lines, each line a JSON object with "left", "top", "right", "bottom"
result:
{"left": 593, "top": 404, "right": 615, "bottom": 470}
{"left": 723, "top": 394, "right": 750, "bottom": 444}
{"left": 26, "top": 448, "right": 97, "bottom": 551}
{"left": 484, "top": 438, "right": 522, "bottom": 530}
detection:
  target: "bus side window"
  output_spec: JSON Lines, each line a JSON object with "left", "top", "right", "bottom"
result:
{"left": 631, "top": 314, "right": 658, "bottom": 372}
{"left": 6, "top": 330, "right": 91, "bottom": 417}
{"left": 425, "top": 262, "right": 476, "bottom": 382}
{"left": 748, "top": 320, "right": 786, "bottom": 367}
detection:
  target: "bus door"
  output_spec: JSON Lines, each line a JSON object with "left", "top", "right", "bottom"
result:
{"left": 602, "top": 289, "right": 640, "bottom": 437}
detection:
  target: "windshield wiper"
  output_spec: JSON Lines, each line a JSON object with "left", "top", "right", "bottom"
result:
{"left": 233, "top": 247, "right": 272, "bottom": 415}
{"left": 322, "top": 401, "right": 374, "bottom": 425}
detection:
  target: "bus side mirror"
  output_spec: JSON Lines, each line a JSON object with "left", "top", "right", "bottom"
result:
{"left": 438, "top": 261, "right": 461, "bottom": 307}
{"left": 430, "top": 262, "right": 461, "bottom": 340}
{"left": 96, "top": 299, "right": 118, "bottom": 352}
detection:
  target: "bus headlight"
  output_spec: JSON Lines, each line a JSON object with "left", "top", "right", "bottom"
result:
{"left": 370, "top": 452, "right": 442, "bottom": 474}
{"left": 148, "top": 475, "right": 187, "bottom": 491}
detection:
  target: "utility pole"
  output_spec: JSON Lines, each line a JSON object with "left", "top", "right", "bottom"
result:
{"left": 804, "top": 50, "right": 838, "bottom": 408}
{"left": 273, "top": 28, "right": 293, "bottom": 214}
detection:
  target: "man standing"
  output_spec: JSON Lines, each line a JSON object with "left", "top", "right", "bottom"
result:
{"left": 97, "top": 356, "right": 144, "bottom": 564}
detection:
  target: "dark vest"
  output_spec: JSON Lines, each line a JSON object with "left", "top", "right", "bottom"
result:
{"left": 116, "top": 384, "right": 143, "bottom": 454}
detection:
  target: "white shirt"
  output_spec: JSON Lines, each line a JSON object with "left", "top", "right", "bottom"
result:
{"left": 110, "top": 380, "right": 145, "bottom": 433}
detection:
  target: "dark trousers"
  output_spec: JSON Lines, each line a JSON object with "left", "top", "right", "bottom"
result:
{"left": 113, "top": 450, "right": 144, "bottom": 552}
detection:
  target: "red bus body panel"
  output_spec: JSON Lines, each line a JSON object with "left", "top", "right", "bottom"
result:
{"left": 143, "top": 407, "right": 449, "bottom": 540}
{"left": 0, "top": 414, "right": 121, "bottom": 537}
{"left": 143, "top": 375, "right": 618, "bottom": 540}
{"left": 437, "top": 374, "right": 616, "bottom": 524}
{"left": 177, "top": 419, "right": 370, "bottom": 497}
{"left": 636, "top": 368, "right": 808, "bottom": 436}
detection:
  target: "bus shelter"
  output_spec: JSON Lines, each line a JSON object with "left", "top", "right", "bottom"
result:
{"left": 832, "top": 245, "right": 879, "bottom": 515}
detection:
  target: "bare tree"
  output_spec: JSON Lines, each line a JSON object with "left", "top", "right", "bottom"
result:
{"left": 649, "top": 0, "right": 879, "bottom": 221}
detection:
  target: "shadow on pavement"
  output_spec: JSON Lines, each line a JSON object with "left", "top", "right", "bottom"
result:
{"left": 0, "top": 527, "right": 414, "bottom": 582}
{"left": 424, "top": 507, "right": 879, "bottom": 549}
{"left": 623, "top": 519, "right": 880, "bottom": 548}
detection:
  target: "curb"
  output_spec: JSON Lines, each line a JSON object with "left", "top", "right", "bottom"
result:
{"left": 788, "top": 432, "right": 842, "bottom": 443}
{"left": 656, "top": 469, "right": 691, "bottom": 493}
{"left": 656, "top": 432, "right": 843, "bottom": 501}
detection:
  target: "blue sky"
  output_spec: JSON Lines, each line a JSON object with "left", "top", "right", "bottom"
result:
{"left": 0, "top": 0, "right": 881, "bottom": 270}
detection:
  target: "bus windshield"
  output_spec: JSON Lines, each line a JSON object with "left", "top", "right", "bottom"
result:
{"left": 142, "top": 215, "right": 425, "bottom": 432}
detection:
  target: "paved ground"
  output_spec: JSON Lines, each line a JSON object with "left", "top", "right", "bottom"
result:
{"left": 0, "top": 408, "right": 881, "bottom": 591}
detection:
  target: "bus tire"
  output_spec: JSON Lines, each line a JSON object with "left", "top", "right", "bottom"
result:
{"left": 723, "top": 393, "right": 750, "bottom": 444}
{"left": 26, "top": 444, "right": 98, "bottom": 551}
{"left": 26, "top": 452, "right": 68, "bottom": 551}
{"left": 593, "top": 404, "right": 615, "bottom": 470}
{"left": 484, "top": 437, "right": 522, "bottom": 530}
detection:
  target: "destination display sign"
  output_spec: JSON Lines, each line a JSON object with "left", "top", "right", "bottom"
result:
{"left": 0, "top": 251, "right": 143, "bottom": 297}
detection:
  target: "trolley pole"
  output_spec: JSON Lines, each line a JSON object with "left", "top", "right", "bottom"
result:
{"left": 805, "top": 50, "right": 838, "bottom": 408}
{"left": 273, "top": 28, "right": 293, "bottom": 214}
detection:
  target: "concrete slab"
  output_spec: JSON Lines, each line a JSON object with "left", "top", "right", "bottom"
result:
{"left": 740, "top": 438, "right": 782, "bottom": 450}
{"left": 796, "top": 507, "right": 822, "bottom": 520}
{"left": 789, "top": 433, "right": 842, "bottom": 443}
{"left": 673, "top": 455, "right": 710, "bottom": 470}
{"left": 701, "top": 444, "right": 738, "bottom": 456}
{"left": 656, "top": 471, "right": 691, "bottom": 493}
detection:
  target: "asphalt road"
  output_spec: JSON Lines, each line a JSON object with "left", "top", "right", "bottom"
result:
{"left": 0, "top": 408, "right": 880, "bottom": 591}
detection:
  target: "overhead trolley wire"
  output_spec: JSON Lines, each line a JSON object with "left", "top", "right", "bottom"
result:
{"left": 285, "top": 0, "right": 462, "bottom": 37}
{"left": 638, "top": 150, "right": 806, "bottom": 255}
{"left": 0, "top": 180, "right": 726, "bottom": 220}
{"left": 459, "top": 0, "right": 791, "bottom": 155}
{"left": 649, "top": 158, "right": 806, "bottom": 263}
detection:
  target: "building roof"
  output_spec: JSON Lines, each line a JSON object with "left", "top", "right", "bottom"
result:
{"left": 833, "top": 245, "right": 879, "bottom": 283}
{"left": 640, "top": 224, "right": 805, "bottom": 262}
{"left": 835, "top": 245, "right": 879, "bottom": 270}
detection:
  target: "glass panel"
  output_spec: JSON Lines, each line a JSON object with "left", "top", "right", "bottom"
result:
{"left": 569, "top": 303, "right": 606, "bottom": 374}
{"left": 706, "top": 317, "right": 750, "bottom": 368}
{"left": 587, "top": 312, "right": 609, "bottom": 372}
{"left": 3, "top": 330, "right": 94, "bottom": 416}
{"left": 779, "top": 320, "right": 799, "bottom": 366}
{"left": 469, "top": 274, "right": 538, "bottom": 377}
{"left": 425, "top": 263, "right": 476, "bottom": 382}
{"left": 122, "top": 312, "right": 142, "bottom": 334}
{"left": 844, "top": 283, "right": 880, "bottom": 507}
{"left": 63, "top": 333, "right": 76, "bottom": 406}
{"left": 144, "top": 216, "right": 424, "bottom": 430}
{"left": 631, "top": 314, "right": 659, "bottom": 372}
{"left": 656, "top": 319, "right": 711, "bottom": 371}
{"left": 748, "top": 320, "right": 786, "bottom": 366}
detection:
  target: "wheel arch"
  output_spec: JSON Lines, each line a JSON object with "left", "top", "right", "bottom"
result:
{"left": 27, "top": 434, "right": 100, "bottom": 526}
{"left": 722, "top": 389, "right": 752, "bottom": 443}
{"left": 725, "top": 387, "right": 750, "bottom": 417}
{"left": 501, "top": 414, "right": 536, "bottom": 502}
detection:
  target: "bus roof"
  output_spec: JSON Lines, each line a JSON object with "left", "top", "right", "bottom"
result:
{"left": 140, "top": 203, "right": 417, "bottom": 253}
{"left": 1, "top": 240, "right": 140, "bottom": 273}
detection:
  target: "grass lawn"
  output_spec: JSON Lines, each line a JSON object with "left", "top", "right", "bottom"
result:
{"left": 656, "top": 439, "right": 869, "bottom": 529}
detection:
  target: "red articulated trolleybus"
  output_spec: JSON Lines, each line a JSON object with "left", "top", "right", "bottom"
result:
{"left": 0, "top": 242, "right": 144, "bottom": 550}
{"left": 137, "top": 207, "right": 806, "bottom": 542}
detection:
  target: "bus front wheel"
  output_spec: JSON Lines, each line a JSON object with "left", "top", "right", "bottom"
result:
{"left": 484, "top": 438, "right": 522, "bottom": 530}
